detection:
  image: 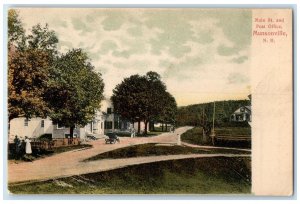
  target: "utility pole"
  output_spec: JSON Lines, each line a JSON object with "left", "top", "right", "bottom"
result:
{"left": 202, "top": 107, "right": 207, "bottom": 142}
{"left": 211, "top": 101, "right": 216, "bottom": 145}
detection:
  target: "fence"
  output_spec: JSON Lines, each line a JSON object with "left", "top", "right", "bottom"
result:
{"left": 31, "top": 138, "right": 81, "bottom": 150}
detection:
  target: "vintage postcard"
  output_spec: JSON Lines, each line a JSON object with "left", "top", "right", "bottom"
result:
{"left": 6, "top": 7, "right": 293, "bottom": 196}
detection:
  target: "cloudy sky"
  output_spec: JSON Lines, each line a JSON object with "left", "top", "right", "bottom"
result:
{"left": 17, "top": 8, "right": 252, "bottom": 106}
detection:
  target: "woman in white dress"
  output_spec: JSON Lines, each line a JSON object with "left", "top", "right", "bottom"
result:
{"left": 25, "top": 136, "right": 32, "bottom": 155}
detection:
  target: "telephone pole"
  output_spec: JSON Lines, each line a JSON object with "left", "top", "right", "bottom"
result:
{"left": 211, "top": 101, "right": 216, "bottom": 145}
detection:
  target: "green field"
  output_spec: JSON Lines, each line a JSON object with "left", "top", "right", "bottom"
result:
{"left": 181, "top": 127, "right": 251, "bottom": 148}
{"left": 181, "top": 127, "right": 211, "bottom": 146}
{"left": 9, "top": 157, "right": 251, "bottom": 194}
{"left": 84, "top": 143, "right": 250, "bottom": 161}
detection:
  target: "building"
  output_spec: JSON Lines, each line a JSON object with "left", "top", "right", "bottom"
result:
{"left": 8, "top": 99, "right": 132, "bottom": 141}
{"left": 9, "top": 117, "right": 53, "bottom": 142}
{"left": 230, "top": 106, "right": 251, "bottom": 122}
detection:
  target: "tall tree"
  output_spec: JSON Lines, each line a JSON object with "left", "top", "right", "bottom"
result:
{"left": 111, "top": 74, "right": 148, "bottom": 133}
{"left": 112, "top": 71, "right": 176, "bottom": 135}
{"left": 8, "top": 10, "right": 58, "bottom": 121}
{"left": 45, "top": 49, "right": 104, "bottom": 138}
{"left": 8, "top": 49, "right": 51, "bottom": 121}
{"left": 159, "top": 92, "right": 177, "bottom": 131}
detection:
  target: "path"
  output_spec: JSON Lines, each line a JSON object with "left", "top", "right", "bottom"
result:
{"left": 8, "top": 126, "right": 251, "bottom": 184}
{"left": 8, "top": 126, "right": 192, "bottom": 183}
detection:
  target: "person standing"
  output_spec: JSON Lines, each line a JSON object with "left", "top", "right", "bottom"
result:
{"left": 13, "top": 135, "right": 20, "bottom": 159}
{"left": 25, "top": 136, "right": 32, "bottom": 155}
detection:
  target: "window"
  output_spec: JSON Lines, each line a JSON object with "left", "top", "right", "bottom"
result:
{"left": 24, "top": 119, "right": 29, "bottom": 126}
{"left": 107, "top": 108, "right": 112, "bottom": 114}
{"left": 41, "top": 120, "right": 45, "bottom": 128}
{"left": 114, "top": 121, "right": 119, "bottom": 129}
{"left": 104, "top": 121, "right": 113, "bottom": 129}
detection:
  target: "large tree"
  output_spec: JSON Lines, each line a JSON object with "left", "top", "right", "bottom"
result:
{"left": 158, "top": 91, "right": 177, "bottom": 131}
{"left": 112, "top": 71, "right": 176, "bottom": 135}
{"left": 8, "top": 9, "right": 58, "bottom": 121}
{"left": 45, "top": 49, "right": 105, "bottom": 138}
{"left": 111, "top": 74, "right": 148, "bottom": 133}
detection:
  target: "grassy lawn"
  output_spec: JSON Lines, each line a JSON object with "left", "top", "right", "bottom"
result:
{"left": 182, "top": 127, "right": 251, "bottom": 149}
{"left": 9, "top": 157, "right": 251, "bottom": 194}
{"left": 181, "top": 127, "right": 211, "bottom": 146}
{"left": 84, "top": 143, "right": 249, "bottom": 162}
{"left": 215, "top": 127, "right": 251, "bottom": 136}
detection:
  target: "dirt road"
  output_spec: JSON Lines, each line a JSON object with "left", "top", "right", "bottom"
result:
{"left": 8, "top": 126, "right": 193, "bottom": 183}
{"left": 8, "top": 126, "right": 250, "bottom": 184}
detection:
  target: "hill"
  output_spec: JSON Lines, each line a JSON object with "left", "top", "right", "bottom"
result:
{"left": 176, "top": 99, "right": 251, "bottom": 127}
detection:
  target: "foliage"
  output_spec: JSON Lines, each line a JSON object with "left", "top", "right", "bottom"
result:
{"left": 181, "top": 127, "right": 212, "bottom": 146}
{"left": 176, "top": 100, "right": 251, "bottom": 127}
{"left": 8, "top": 9, "right": 26, "bottom": 49}
{"left": 111, "top": 71, "right": 177, "bottom": 134}
{"left": 8, "top": 48, "right": 52, "bottom": 121}
{"left": 45, "top": 49, "right": 104, "bottom": 137}
{"left": 8, "top": 9, "right": 59, "bottom": 121}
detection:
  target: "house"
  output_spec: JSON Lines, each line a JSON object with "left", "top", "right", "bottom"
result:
{"left": 230, "top": 106, "right": 251, "bottom": 122}
{"left": 9, "top": 117, "right": 53, "bottom": 142}
{"left": 8, "top": 99, "right": 128, "bottom": 141}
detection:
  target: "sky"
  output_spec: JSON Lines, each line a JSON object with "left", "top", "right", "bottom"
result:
{"left": 17, "top": 8, "right": 252, "bottom": 106}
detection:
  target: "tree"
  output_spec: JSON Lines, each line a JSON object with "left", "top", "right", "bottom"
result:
{"left": 111, "top": 74, "right": 148, "bottom": 133}
{"left": 8, "top": 9, "right": 26, "bottom": 50}
{"left": 8, "top": 48, "right": 52, "bottom": 121}
{"left": 112, "top": 71, "right": 176, "bottom": 135}
{"left": 158, "top": 92, "right": 177, "bottom": 131}
{"left": 45, "top": 49, "right": 104, "bottom": 138}
{"left": 27, "top": 23, "right": 59, "bottom": 57}
{"left": 8, "top": 10, "right": 59, "bottom": 121}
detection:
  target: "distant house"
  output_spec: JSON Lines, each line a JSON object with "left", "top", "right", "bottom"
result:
{"left": 230, "top": 106, "right": 251, "bottom": 122}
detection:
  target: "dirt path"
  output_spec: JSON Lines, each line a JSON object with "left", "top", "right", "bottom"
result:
{"left": 8, "top": 126, "right": 251, "bottom": 184}
{"left": 8, "top": 126, "right": 193, "bottom": 183}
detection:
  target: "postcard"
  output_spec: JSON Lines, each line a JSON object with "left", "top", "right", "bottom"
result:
{"left": 6, "top": 7, "right": 293, "bottom": 196}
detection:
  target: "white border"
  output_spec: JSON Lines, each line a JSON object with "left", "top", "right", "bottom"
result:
{"left": 1, "top": 0, "right": 299, "bottom": 203}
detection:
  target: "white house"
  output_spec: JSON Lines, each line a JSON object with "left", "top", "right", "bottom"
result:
{"left": 9, "top": 117, "right": 53, "bottom": 142}
{"left": 230, "top": 106, "right": 251, "bottom": 122}
{"left": 8, "top": 99, "right": 134, "bottom": 141}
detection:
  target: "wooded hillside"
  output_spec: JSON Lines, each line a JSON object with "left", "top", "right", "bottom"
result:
{"left": 176, "top": 100, "right": 251, "bottom": 127}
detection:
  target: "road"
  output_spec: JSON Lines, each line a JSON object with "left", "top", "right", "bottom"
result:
{"left": 8, "top": 126, "right": 250, "bottom": 184}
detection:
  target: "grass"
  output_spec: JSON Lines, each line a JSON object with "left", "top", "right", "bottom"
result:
{"left": 182, "top": 127, "right": 251, "bottom": 149}
{"left": 9, "top": 157, "right": 251, "bottom": 194}
{"left": 215, "top": 127, "right": 251, "bottom": 136}
{"left": 84, "top": 143, "right": 249, "bottom": 162}
{"left": 181, "top": 127, "right": 211, "bottom": 146}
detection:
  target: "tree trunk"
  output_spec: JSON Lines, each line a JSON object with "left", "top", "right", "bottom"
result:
{"left": 138, "top": 121, "right": 141, "bottom": 134}
{"left": 165, "top": 123, "right": 167, "bottom": 132}
{"left": 69, "top": 125, "right": 75, "bottom": 145}
{"left": 144, "top": 121, "right": 148, "bottom": 135}
{"left": 70, "top": 126, "right": 74, "bottom": 138}
{"left": 161, "top": 123, "right": 163, "bottom": 132}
